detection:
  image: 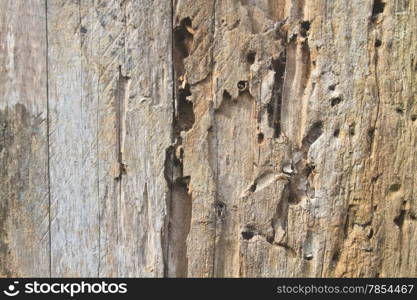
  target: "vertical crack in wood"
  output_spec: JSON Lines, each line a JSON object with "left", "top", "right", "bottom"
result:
{"left": 115, "top": 2, "right": 130, "bottom": 274}
{"left": 211, "top": 0, "right": 219, "bottom": 278}
{"left": 270, "top": 49, "right": 287, "bottom": 138}
{"left": 165, "top": 4, "right": 195, "bottom": 277}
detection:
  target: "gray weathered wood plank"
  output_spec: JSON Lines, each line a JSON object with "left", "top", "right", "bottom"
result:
{"left": 0, "top": 0, "right": 50, "bottom": 277}
{"left": 47, "top": 0, "right": 99, "bottom": 277}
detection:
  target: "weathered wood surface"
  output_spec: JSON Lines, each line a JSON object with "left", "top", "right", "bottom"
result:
{"left": 0, "top": 0, "right": 416, "bottom": 277}
{"left": 0, "top": 0, "right": 49, "bottom": 277}
{"left": 47, "top": 0, "right": 172, "bottom": 277}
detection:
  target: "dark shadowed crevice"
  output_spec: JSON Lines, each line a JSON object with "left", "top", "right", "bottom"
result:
{"left": 388, "top": 183, "right": 401, "bottom": 192}
{"left": 173, "top": 17, "right": 194, "bottom": 78}
{"left": 165, "top": 15, "right": 195, "bottom": 277}
{"left": 302, "top": 121, "right": 323, "bottom": 151}
{"left": 114, "top": 66, "right": 131, "bottom": 182}
{"left": 330, "top": 249, "right": 340, "bottom": 269}
{"left": 173, "top": 17, "right": 196, "bottom": 136}
{"left": 246, "top": 51, "right": 256, "bottom": 65}
{"left": 286, "top": 121, "right": 323, "bottom": 205}
{"left": 367, "top": 127, "right": 375, "bottom": 152}
{"left": 269, "top": 51, "right": 286, "bottom": 138}
{"left": 237, "top": 80, "right": 249, "bottom": 92}
{"left": 241, "top": 224, "right": 256, "bottom": 240}
{"left": 394, "top": 210, "right": 406, "bottom": 228}
{"left": 330, "top": 96, "right": 343, "bottom": 107}
{"left": 164, "top": 142, "right": 192, "bottom": 277}
{"left": 300, "top": 38, "right": 311, "bottom": 89}
{"left": 300, "top": 20, "right": 310, "bottom": 37}
{"left": 257, "top": 132, "right": 264, "bottom": 144}
{"left": 215, "top": 201, "right": 226, "bottom": 220}
{"left": 372, "top": 0, "right": 385, "bottom": 17}
{"left": 174, "top": 84, "right": 195, "bottom": 134}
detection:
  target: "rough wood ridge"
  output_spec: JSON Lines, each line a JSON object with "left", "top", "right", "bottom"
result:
{"left": 0, "top": 0, "right": 416, "bottom": 277}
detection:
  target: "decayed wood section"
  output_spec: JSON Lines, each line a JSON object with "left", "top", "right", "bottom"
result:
{"left": 0, "top": 0, "right": 416, "bottom": 277}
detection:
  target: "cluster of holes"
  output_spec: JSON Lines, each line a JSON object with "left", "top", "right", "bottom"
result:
{"left": 330, "top": 96, "right": 343, "bottom": 107}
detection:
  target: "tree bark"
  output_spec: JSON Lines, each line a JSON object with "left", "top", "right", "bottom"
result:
{"left": 0, "top": 0, "right": 416, "bottom": 277}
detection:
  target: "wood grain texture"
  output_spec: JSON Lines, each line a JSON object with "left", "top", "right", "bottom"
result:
{"left": 47, "top": 0, "right": 173, "bottom": 277}
{"left": 174, "top": 0, "right": 417, "bottom": 277}
{"left": 0, "top": 0, "right": 49, "bottom": 277}
{"left": 112, "top": 0, "right": 173, "bottom": 277}
{"left": 0, "top": 0, "right": 416, "bottom": 277}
